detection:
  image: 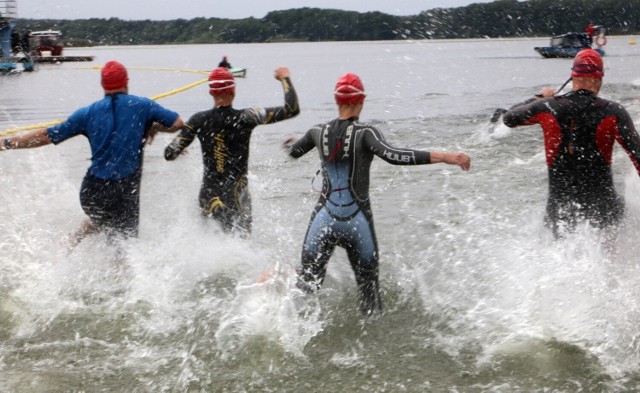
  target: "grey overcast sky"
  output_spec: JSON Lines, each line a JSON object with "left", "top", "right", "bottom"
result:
{"left": 16, "top": 0, "right": 494, "bottom": 20}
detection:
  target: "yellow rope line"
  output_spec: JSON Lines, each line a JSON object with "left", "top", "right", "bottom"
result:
{"left": 150, "top": 77, "right": 208, "bottom": 100}
{"left": 78, "top": 65, "right": 210, "bottom": 75}
{"left": 0, "top": 74, "right": 210, "bottom": 136}
{"left": 0, "top": 120, "right": 66, "bottom": 137}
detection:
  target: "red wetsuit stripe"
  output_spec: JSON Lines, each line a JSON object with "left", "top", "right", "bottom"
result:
{"left": 595, "top": 115, "right": 617, "bottom": 165}
{"left": 530, "top": 112, "right": 562, "bottom": 168}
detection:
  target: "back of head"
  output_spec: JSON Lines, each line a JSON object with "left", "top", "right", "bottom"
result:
{"left": 208, "top": 67, "right": 235, "bottom": 97}
{"left": 101, "top": 60, "right": 129, "bottom": 91}
{"left": 334, "top": 73, "right": 366, "bottom": 106}
{"left": 571, "top": 49, "right": 604, "bottom": 80}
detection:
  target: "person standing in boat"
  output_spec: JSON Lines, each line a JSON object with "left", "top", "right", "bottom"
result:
{"left": 0, "top": 60, "right": 184, "bottom": 244}
{"left": 584, "top": 23, "right": 596, "bottom": 45}
{"left": 20, "top": 30, "right": 31, "bottom": 56}
{"left": 281, "top": 73, "right": 471, "bottom": 315}
{"left": 503, "top": 49, "right": 640, "bottom": 239}
{"left": 10, "top": 28, "right": 21, "bottom": 55}
{"left": 164, "top": 65, "right": 300, "bottom": 236}
{"left": 218, "top": 56, "right": 231, "bottom": 69}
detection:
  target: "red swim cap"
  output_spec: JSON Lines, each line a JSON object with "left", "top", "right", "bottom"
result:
{"left": 334, "top": 73, "right": 366, "bottom": 105}
{"left": 571, "top": 49, "right": 604, "bottom": 79}
{"left": 208, "top": 67, "right": 235, "bottom": 96}
{"left": 101, "top": 61, "right": 128, "bottom": 91}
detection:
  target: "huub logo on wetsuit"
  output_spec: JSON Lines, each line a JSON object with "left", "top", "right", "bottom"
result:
{"left": 382, "top": 149, "right": 413, "bottom": 163}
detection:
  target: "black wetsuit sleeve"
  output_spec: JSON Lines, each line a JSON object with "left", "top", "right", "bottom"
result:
{"left": 241, "top": 77, "right": 300, "bottom": 126}
{"left": 164, "top": 121, "right": 198, "bottom": 161}
{"left": 363, "top": 126, "right": 431, "bottom": 165}
{"left": 502, "top": 97, "right": 542, "bottom": 127}
{"left": 289, "top": 126, "right": 321, "bottom": 158}
{"left": 613, "top": 104, "right": 640, "bottom": 174}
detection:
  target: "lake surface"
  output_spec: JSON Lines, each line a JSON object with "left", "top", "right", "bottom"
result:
{"left": 1, "top": 37, "right": 640, "bottom": 391}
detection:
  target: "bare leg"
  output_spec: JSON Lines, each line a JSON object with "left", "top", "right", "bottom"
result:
{"left": 65, "top": 218, "right": 101, "bottom": 251}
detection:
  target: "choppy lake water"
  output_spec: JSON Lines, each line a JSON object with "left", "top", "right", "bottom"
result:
{"left": 2, "top": 37, "right": 640, "bottom": 391}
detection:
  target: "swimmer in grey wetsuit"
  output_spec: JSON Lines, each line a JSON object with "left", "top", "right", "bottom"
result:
{"left": 283, "top": 73, "right": 471, "bottom": 315}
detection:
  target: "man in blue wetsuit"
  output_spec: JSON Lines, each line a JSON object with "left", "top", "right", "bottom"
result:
{"left": 503, "top": 49, "right": 640, "bottom": 238}
{"left": 0, "top": 60, "right": 184, "bottom": 242}
{"left": 283, "top": 73, "right": 471, "bottom": 315}
{"left": 164, "top": 66, "right": 300, "bottom": 236}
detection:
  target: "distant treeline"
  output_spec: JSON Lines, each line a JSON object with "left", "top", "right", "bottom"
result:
{"left": 9, "top": 0, "right": 640, "bottom": 46}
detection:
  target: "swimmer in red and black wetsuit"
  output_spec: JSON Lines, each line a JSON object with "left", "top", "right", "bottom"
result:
{"left": 282, "top": 73, "right": 471, "bottom": 315}
{"left": 164, "top": 66, "right": 299, "bottom": 235}
{"left": 503, "top": 49, "right": 640, "bottom": 238}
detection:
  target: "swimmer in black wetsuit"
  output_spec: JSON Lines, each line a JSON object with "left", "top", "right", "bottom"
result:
{"left": 164, "top": 66, "right": 299, "bottom": 235}
{"left": 283, "top": 73, "right": 471, "bottom": 315}
{"left": 503, "top": 49, "right": 640, "bottom": 238}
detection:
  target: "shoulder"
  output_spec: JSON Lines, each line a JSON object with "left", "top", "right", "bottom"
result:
{"left": 121, "top": 94, "right": 152, "bottom": 105}
{"left": 599, "top": 98, "right": 622, "bottom": 111}
{"left": 353, "top": 120, "right": 381, "bottom": 136}
{"left": 189, "top": 109, "right": 213, "bottom": 120}
{"left": 354, "top": 119, "right": 376, "bottom": 129}
{"left": 239, "top": 107, "right": 267, "bottom": 124}
{"left": 603, "top": 99, "right": 633, "bottom": 119}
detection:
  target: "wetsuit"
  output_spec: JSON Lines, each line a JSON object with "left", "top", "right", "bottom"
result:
{"left": 288, "top": 117, "right": 433, "bottom": 314}
{"left": 48, "top": 93, "right": 180, "bottom": 238}
{"left": 164, "top": 77, "right": 299, "bottom": 234}
{"left": 503, "top": 89, "right": 640, "bottom": 237}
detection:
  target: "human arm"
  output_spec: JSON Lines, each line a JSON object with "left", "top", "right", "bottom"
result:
{"left": 286, "top": 125, "right": 323, "bottom": 159}
{"left": 145, "top": 116, "right": 184, "bottom": 145}
{"left": 362, "top": 126, "right": 470, "bottom": 170}
{"left": 612, "top": 104, "right": 640, "bottom": 175}
{"left": 502, "top": 94, "right": 549, "bottom": 128}
{"left": 429, "top": 151, "right": 471, "bottom": 171}
{"left": 0, "top": 128, "right": 53, "bottom": 150}
{"left": 281, "top": 135, "right": 297, "bottom": 151}
{"left": 164, "top": 123, "right": 197, "bottom": 161}
{"left": 242, "top": 66, "right": 300, "bottom": 126}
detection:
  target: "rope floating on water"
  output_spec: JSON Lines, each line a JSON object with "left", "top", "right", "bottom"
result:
{"left": 78, "top": 65, "right": 210, "bottom": 75}
{"left": 0, "top": 119, "right": 66, "bottom": 137}
{"left": 0, "top": 68, "right": 211, "bottom": 136}
{"left": 150, "top": 77, "right": 208, "bottom": 100}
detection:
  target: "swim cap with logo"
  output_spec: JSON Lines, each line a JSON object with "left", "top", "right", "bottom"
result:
{"left": 101, "top": 61, "right": 129, "bottom": 91}
{"left": 208, "top": 67, "right": 236, "bottom": 96}
{"left": 571, "top": 49, "right": 604, "bottom": 79}
{"left": 334, "top": 73, "right": 366, "bottom": 105}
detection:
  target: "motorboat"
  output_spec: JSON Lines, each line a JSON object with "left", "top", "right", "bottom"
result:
{"left": 534, "top": 28, "right": 607, "bottom": 58}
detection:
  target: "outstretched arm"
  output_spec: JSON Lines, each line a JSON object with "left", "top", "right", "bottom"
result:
{"left": 244, "top": 66, "right": 300, "bottom": 126}
{"left": 363, "top": 126, "right": 470, "bottom": 170}
{"left": 502, "top": 88, "right": 553, "bottom": 128}
{"left": 285, "top": 125, "right": 323, "bottom": 159}
{"left": 0, "top": 128, "right": 52, "bottom": 150}
{"left": 430, "top": 151, "right": 471, "bottom": 171}
{"left": 164, "top": 123, "right": 197, "bottom": 161}
{"left": 146, "top": 116, "right": 184, "bottom": 145}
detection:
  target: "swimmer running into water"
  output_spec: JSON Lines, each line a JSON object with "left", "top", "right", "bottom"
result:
{"left": 281, "top": 73, "right": 471, "bottom": 315}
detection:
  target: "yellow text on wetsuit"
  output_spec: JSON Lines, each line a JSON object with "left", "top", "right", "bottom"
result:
{"left": 214, "top": 134, "right": 227, "bottom": 173}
